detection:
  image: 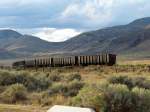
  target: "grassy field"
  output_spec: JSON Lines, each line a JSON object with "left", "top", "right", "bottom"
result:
{"left": 117, "top": 55, "right": 150, "bottom": 65}
{"left": 0, "top": 59, "right": 150, "bottom": 112}
{"left": 118, "top": 59, "right": 150, "bottom": 65}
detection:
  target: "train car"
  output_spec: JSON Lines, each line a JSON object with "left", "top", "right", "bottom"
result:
{"left": 108, "top": 54, "right": 116, "bottom": 65}
{"left": 12, "top": 54, "right": 116, "bottom": 68}
{"left": 25, "top": 60, "right": 36, "bottom": 67}
{"left": 12, "top": 60, "right": 25, "bottom": 68}
{"left": 77, "top": 54, "right": 116, "bottom": 66}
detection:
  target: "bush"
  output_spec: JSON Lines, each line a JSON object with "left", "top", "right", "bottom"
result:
{"left": 102, "top": 84, "right": 133, "bottom": 112}
{"left": 0, "top": 70, "right": 82, "bottom": 93}
{"left": 66, "top": 73, "right": 81, "bottom": 81}
{"left": 36, "top": 75, "right": 52, "bottom": 91}
{"left": 0, "top": 71, "right": 16, "bottom": 86}
{"left": 48, "top": 73, "right": 62, "bottom": 82}
{"left": 1, "top": 84, "right": 27, "bottom": 103}
{"left": 22, "top": 74, "right": 51, "bottom": 92}
{"left": 0, "top": 71, "right": 51, "bottom": 91}
{"left": 104, "top": 76, "right": 150, "bottom": 112}
{"left": 65, "top": 80, "right": 84, "bottom": 97}
{"left": 70, "top": 86, "right": 104, "bottom": 112}
{"left": 48, "top": 80, "right": 84, "bottom": 97}
{"left": 108, "top": 75, "right": 150, "bottom": 89}
{"left": 0, "top": 86, "right": 6, "bottom": 94}
{"left": 132, "top": 77, "right": 150, "bottom": 89}
{"left": 48, "top": 83, "right": 68, "bottom": 95}
{"left": 70, "top": 80, "right": 150, "bottom": 112}
{"left": 132, "top": 87, "right": 150, "bottom": 112}
{"left": 108, "top": 75, "right": 133, "bottom": 89}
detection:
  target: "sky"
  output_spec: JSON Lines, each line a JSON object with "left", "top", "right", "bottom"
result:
{"left": 0, "top": 0, "right": 150, "bottom": 42}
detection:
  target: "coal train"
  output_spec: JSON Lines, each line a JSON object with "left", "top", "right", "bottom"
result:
{"left": 12, "top": 54, "right": 116, "bottom": 68}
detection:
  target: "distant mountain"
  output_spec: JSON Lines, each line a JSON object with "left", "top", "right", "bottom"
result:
{"left": 0, "top": 30, "right": 60, "bottom": 59}
{"left": 0, "top": 30, "right": 22, "bottom": 48}
{"left": 59, "top": 17, "right": 150, "bottom": 57}
{"left": 6, "top": 35, "right": 60, "bottom": 54}
{"left": 0, "top": 48, "right": 18, "bottom": 59}
{"left": 0, "top": 29, "right": 21, "bottom": 39}
{"left": 0, "top": 17, "right": 150, "bottom": 59}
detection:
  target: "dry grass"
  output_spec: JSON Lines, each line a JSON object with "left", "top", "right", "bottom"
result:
{"left": 118, "top": 58, "right": 150, "bottom": 65}
{"left": 0, "top": 59, "right": 150, "bottom": 112}
{"left": 0, "top": 104, "right": 47, "bottom": 112}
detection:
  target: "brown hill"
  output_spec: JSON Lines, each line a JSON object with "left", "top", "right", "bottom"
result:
{"left": 0, "top": 17, "right": 150, "bottom": 59}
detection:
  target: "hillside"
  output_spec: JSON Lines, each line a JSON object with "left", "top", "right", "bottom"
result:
{"left": 0, "top": 17, "right": 150, "bottom": 59}
{"left": 61, "top": 17, "right": 150, "bottom": 57}
{"left": 0, "top": 31, "right": 61, "bottom": 59}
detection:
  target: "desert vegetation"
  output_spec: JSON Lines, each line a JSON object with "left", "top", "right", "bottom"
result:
{"left": 71, "top": 75, "right": 150, "bottom": 112}
{"left": 0, "top": 69, "right": 84, "bottom": 105}
{"left": 0, "top": 64, "right": 150, "bottom": 112}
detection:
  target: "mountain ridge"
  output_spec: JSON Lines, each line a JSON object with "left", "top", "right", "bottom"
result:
{"left": 0, "top": 17, "right": 150, "bottom": 59}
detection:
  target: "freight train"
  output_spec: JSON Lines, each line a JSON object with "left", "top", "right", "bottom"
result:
{"left": 12, "top": 54, "right": 116, "bottom": 68}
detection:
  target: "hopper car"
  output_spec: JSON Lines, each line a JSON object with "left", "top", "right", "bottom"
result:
{"left": 12, "top": 54, "right": 116, "bottom": 68}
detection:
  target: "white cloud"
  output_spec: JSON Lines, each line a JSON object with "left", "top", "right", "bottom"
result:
{"left": 60, "top": 0, "right": 115, "bottom": 28}
{"left": 33, "top": 28, "right": 81, "bottom": 42}
{"left": 0, "top": 0, "right": 150, "bottom": 30}
{"left": 1, "top": 0, "right": 150, "bottom": 42}
{"left": 60, "top": 0, "right": 150, "bottom": 29}
{"left": 0, "top": 0, "right": 54, "bottom": 7}
{"left": 0, "top": 27, "right": 81, "bottom": 42}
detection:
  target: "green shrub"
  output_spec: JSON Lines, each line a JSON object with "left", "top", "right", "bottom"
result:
{"left": 0, "top": 86, "right": 6, "bottom": 94}
{"left": 108, "top": 75, "right": 150, "bottom": 89}
{"left": 65, "top": 80, "right": 84, "bottom": 97}
{"left": 0, "top": 71, "right": 16, "bottom": 86}
{"left": 15, "top": 72, "right": 28, "bottom": 84}
{"left": 70, "top": 86, "right": 104, "bottom": 112}
{"left": 70, "top": 80, "right": 150, "bottom": 112}
{"left": 0, "top": 71, "right": 51, "bottom": 91}
{"left": 1, "top": 84, "right": 27, "bottom": 103}
{"left": 24, "top": 76, "right": 39, "bottom": 91}
{"left": 23, "top": 74, "right": 51, "bottom": 91}
{"left": 36, "top": 75, "right": 52, "bottom": 91}
{"left": 132, "top": 77, "right": 150, "bottom": 89}
{"left": 105, "top": 76, "right": 150, "bottom": 112}
{"left": 108, "top": 75, "right": 133, "bottom": 89}
{"left": 0, "top": 70, "right": 82, "bottom": 93}
{"left": 48, "top": 83, "right": 67, "bottom": 95}
{"left": 141, "top": 80, "right": 150, "bottom": 89}
{"left": 102, "top": 84, "right": 133, "bottom": 112}
{"left": 14, "top": 72, "right": 39, "bottom": 91}
{"left": 66, "top": 73, "right": 81, "bottom": 81}
{"left": 49, "top": 80, "right": 84, "bottom": 97}
{"left": 48, "top": 73, "right": 62, "bottom": 82}
{"left": 132, "top": 87, "right": 150, "bottom": 112}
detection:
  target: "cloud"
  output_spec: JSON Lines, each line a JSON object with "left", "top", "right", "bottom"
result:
{"left": 61, "top": 0, "right": 114, "bottom": 22}
{"left": 59, "top": 0, "right": 150, "bottom": 29}
{"left": 0, "top": 27, "right": 81, "bottom": 42}
{"left": 60, "top": 0, "right": 116, "bottom": 29}
{"left": 0, "top": 0, "right": 150, "bottom": 29}
{"left": 33, "top": 28, "right": 81, "bottom": 42}
{"left": 0, "top": 0, "right": 70, "bottom": 28}
{"left": 1, "top": 0, "right": 150, "bottom": 42}
{"left": 0, "top": 0, "right": 57, "bottom": 7}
